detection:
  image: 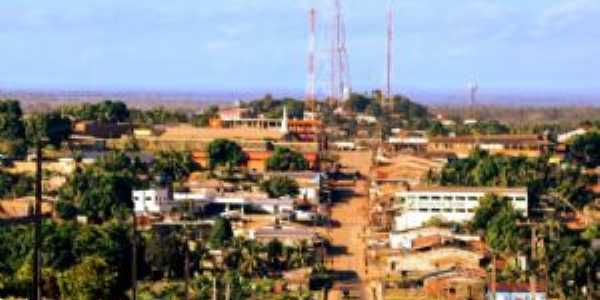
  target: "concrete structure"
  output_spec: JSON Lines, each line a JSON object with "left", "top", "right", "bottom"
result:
{"left": 427, "top": 134, "right": 550, "bottom": 158}
{"left": 250, "top": 225, "right": 321, "bottom": 246}
{"left": 389, "top": 226, "right": 481, "bottom": 250}
{"left": 134, "top": 187, "right": 295, "bottom": 217}
{"left": 133, "top": 189, "right": 173, "bottom": 214}
{"left": 487, "top": 283, "right": 547, "bottom": 300}
{"left": 394, "top": 186, "right": 528, "bottom": 230}
{"left": 387, "top": 247, "right": 484, "bottom": 273}
{"left": 557, "top": 128, "right": 587, "bottom": 144}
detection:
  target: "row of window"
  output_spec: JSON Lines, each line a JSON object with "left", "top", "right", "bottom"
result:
{"left": 409, "top": 207, "right": 476, "bottom": 213}
{"left": 133, "top": 196, "right": 168, "bottom": 202}
{"left": 403, "top": 195, "right": 526, "bottom": 202}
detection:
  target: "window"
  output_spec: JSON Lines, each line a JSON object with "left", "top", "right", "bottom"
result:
{"left": 468, "top": 196, "right": 478, "bottom": 201}
{"left": 455, "top": 208, "right": 466, "bottom": 213}
{"left": 444, "top": 196, "right": 453, "bottom": 201}
{"left": 134, "top": 196, "right": 140, "bottom": 201}
{"left": 431, "top": 196, "right": 441, "bottom": 201}
{"left": 145, "top": 196, "right": 152, "bottom": 201}
{"left": 419, "top": 208, "right": 429, "bottom": 212}
{"left": 456, "top": 196, "right": 466, "bottom": 201}
{"left": 467, "top": 208, "right": 475, "bottom": 213}
{"left": 443, "top": 208, "right": 452, "bottom": 213}
{"left": 515, "top": 197, "right": 526, "bottom": 202}
{"left": 419, "top": 196, "right": 428, "bottom": 201}
{"left": 431, "top": 208, "right": 441, "bottom": 213}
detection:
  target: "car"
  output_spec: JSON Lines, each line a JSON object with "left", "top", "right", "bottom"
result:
{"left": 220, "top": 210, "right": 242, "bottom": 220}
{"left": 294, "top": 210, "right": 318, "bottom": 222}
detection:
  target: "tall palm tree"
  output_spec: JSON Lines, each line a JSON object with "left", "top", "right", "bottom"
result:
{"left": 239, "top": 240, "right": 265, "bottom": 277}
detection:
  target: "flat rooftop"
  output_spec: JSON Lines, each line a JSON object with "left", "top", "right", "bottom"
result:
{"left": 403, "top": 186, "right": 528, "bottom": 194}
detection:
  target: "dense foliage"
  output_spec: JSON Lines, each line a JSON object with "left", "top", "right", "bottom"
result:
{"left": 0, "top": 221, "right": 133, "bottom": 299}
{"left": 242, "top": 94, "right": 304, "bottom": 119}
{"left": 151, "top": 150, "right": 199, "bottom": 182}
{"left": 436, "top": 149, "right": 594, "bottom": 209}
{"left": 25, "top": 112, "right": 72, "bottom": 147}
{"left": 567, "top": 131, "right": 600, "bottom": 168}
{"left": 207, "top": 139, "right": 246, "bottom": 171}
{"left": 0, "top": 100, "right": 27, "bottom": 158}
{"left": 62, "top": 100, "right": 129, "bottom": 122}
{"left": 260, "top": 176, "right": 300, "bottom": 198}
{"left": 0, "top": 170, "right": 34, "bottom": 198}
{"left": 265, "top": 147, "right": 309, "bottom": 171}
{"left": 471, "top": 194, "right": 528, "bottom": 253}
{"left": 57, "top": 151, "right": 144, "bottom": 222}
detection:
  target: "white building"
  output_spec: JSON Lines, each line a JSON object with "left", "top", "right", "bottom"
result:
{"left": 394, "top": 186, "right": 528, "bottom": 230}
{"left": 389, "top": 226, "right": 480, "bottom": 250}
{"left": 133, "top": 189, "right": 174, "bottom": 214}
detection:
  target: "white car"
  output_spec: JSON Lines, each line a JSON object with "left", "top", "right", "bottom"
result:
{"left": 220, "top": 210, "right": 242, "bottom": 220}
{"left": 294, "top": 210, "right": 318, "bottom": 222}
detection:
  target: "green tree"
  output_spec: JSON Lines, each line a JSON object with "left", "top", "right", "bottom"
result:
{"left": 145, "top": 228, "right": 185, "bottom": 279}
{"left": 208, "top": 217, "right": 234, "bottom": 249}
{"left": 58, "top": 255, "right": 117, "bottom": 300}
{"left": 152, "top": 150, "right": 199, "bottom": 182}
{"left": 260, "top": 176, "right": 299, "bottom": 198}
{"left": 265, "top": 147, "right": 309, "bottom": 171}
{"left": 568, "top": 131, "right": 600, "bottom": 168}
{"left": 207, "top": 139, "right": 246, "bottom": 171}
{"left": 26, "top": 112, "right": 72, "bottom": 147}
{"left": 0, "top": 100, "right": 27, "bottom": 158}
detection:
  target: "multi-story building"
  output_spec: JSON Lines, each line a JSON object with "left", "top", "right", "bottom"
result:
{"left": 427, "top": 134, "right": 550, "bottom": 158}
{"left": 394, "top": 186, "right": 528, "bottom": 230}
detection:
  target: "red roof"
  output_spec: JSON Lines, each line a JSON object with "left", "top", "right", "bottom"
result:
{"left": 490, "top": 282, "right": 546, "bottom": 293}
{"left": 412, "top": 235, "right": 443, "bottom": 250}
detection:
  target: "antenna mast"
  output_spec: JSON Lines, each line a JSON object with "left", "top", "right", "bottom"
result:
{"left": 306, "top": 8, "right": 317, "bottom": 113}
{"left": 329, "top": 0, "right": 350, "bottom": 105}
{"left": 468, "top": 82, "right": 478, "bottom": 120}
{"left": 385, "top": 1, "right": 394, "bottom": 108}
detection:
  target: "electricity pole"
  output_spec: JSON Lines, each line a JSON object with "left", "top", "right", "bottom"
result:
{"left": 32, "top": 143, "right": 42, "bottom": 300}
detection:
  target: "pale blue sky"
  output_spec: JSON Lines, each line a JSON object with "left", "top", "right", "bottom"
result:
{"left": 1, "top": 0, "right": 599, "bottom": 94}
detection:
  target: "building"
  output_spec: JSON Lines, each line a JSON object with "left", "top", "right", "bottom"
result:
{"left": 427, "top": 134, "right": 550, "bottom": 158}
{"left": 263, "top": 171, "right": 325, "bottom": 204}
{"left": 73, "top": 121, "right": 131, "bottom": 139}
{"left": 487, "top": 282, "right": 547, "bottom": 300}
{"left": 387, "top": 130, "right": 428, "bottom": 152}
{"left": 387, "top": 247, "right": 484, "bottom": 274}
{"left": 133, "top": 189, "right": 174, "bottom": 214}
{"left": 423, "top": 268, "right": 486, "bottom": 300}
{"left": 394, "top": 186, "right": 528, "bottom": 230}
{"left": 388, "top": 226, "right": 480, "bottom": 250}
{"left": 250, "top": 225, "right": 322, "bottom": 246}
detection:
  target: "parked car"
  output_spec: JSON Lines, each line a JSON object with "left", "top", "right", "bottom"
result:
{"left": 220, "top": 210, "right": 242, "bottom": 220}
{"left": 294, "top": 210, "right": 318, "bottom": 222}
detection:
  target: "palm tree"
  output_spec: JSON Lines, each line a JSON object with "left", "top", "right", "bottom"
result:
{"left": 239, "top": 240, "right": 265, "bottom": 277}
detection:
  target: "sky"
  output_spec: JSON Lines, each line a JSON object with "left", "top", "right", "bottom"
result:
{"left": 1, "top": 0, "right": 600, "bottom": 95}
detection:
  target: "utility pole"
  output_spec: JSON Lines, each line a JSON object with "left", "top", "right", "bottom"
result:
{"left": 131, "top": 212, "right": 137, "bottom": 300}
{"left": 32, "top": 143, "right": 42, "bottom": 300}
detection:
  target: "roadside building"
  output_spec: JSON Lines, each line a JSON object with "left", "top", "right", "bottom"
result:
{"left": 394, "top": 186, "right": 528, "bottom": 230}
{"left": 487, "top": 282, "right": 547, "bottom": 300}
{"left": 388, "top": 226, "right": 480, "bottom": 250}
{"left": 423, "top": 268, "right": 486, "bottom": 300}
{"left": 249, "top": 225, "right": 322, "bottom": 246}
{"left": 387, "top": 247, "right": 484, "bottom": 274}
{"left": 427, "top": 134, "right": 550, "bottom": 158}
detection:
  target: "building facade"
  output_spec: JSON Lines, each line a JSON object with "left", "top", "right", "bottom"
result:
{"left": 394, "top": 187, "right": 528, "bottom": 230}
{"left": 133, "top": 189, "right": 173, "bottom": 214}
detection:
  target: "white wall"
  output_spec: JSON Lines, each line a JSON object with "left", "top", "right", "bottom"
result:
{"left": 133, "top": 189, "right": 172, "bottom": 214}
